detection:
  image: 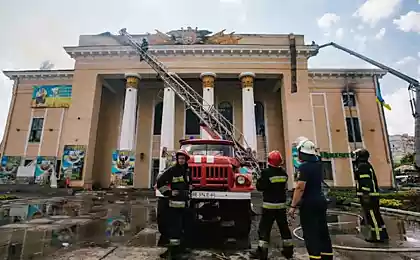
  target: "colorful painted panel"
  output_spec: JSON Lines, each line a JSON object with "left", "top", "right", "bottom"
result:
{"left": 165, "top": 150, "right": 177, "bottom": 169}
{"left": 31, "top": 85, "right": 72, "bottom": 108}
{"left": 35, "top": 156, "right": 56, "bottom": 184}
{"left": 292, "top": 146, "right": 300, "bottom": 181}
{"left": 62, "top": 145, "right": 86, "bottom": 180}
{"left": 0, "top": 156, "right": 22, "bottom": 183}
{"left": 111, "top": 150, "right": 135, "bottom": 187}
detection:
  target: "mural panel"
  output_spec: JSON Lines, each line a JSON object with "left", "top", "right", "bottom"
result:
{"left": 35, "top": 156, "right": 56, "bottom": 184}
{"left": 0, "top": 156, "right": 22, "bottom": 184}
{"left": 31, "top": 85, "right": 72, "bottom": 108}
{"left": 62, "top": 145, "right": 86, "bottom": 180}
{"left": 111, "top": 150, "right": 135, "bottom": 187}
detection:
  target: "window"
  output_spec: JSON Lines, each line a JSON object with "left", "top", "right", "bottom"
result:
{"left": 28, "top": 118, "right": 44, "bottom": 143}
{"left": 322, "top": 161, "right": 334, "bottom": 180}
{"left": 150, "top": 159, "right": 159, "bottom": 188}
{"left": 24, "top": 159, "right": 34, "bottom": 166}
{"left": 55, "top": 160, "right": 61, "bottom": 179}
{"left": 254, "top": 101, "right": 265, "bottom": 136}
{"left": 153, "top": 102, "right": 163, "bottom": 135}
{"left": 342, "top": 93, "right": 356, "bottom": 107}
{"left": 181, "top": 143, "right": 234, "bottom": 157}
{"left": 345, "top": 117, "right": 362, "bottom": 142}
{"left": 185, "top": 109, "right": 200, "bottom": 135}
{"left": 218, "top": 101, "right": 233, "bottom": 131}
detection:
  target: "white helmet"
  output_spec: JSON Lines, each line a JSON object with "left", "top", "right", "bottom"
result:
{"left": 293, "top": 136, "right": 309, "bottom": 146}
{"left": 297, "top": 139, "right": 317, "bottom": 155}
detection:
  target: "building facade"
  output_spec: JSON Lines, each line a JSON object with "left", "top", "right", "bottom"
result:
{"left": 389, "top": 134, "right": 415, "bottom": 162}
{"left": 0, "top": 28, "right": 393, "bottom": 188}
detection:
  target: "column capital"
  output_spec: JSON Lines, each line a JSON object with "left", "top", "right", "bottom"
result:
{"left": 125, "top": 73, "right": 141, "bottom": 89}
{"left": 238, "top": 72, "right": 255, "bottom": 80}
{"left": 200, "top": 72, "right": 217, "bottom": 89}
{"left": 239, "top": 72, "right": 255, "bottom": 89}
{"left": 200, "top": 72, "right": 217, "bottom": 80}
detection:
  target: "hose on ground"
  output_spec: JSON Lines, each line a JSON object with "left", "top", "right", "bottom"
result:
{"left": 292, "top": 210, "right": 420, "bottom": 252}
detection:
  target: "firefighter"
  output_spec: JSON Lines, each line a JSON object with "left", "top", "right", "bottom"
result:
{"left": 251, "top": 150, "right": 294, "bottom": 260}
{"left": 353, "top": 148, "right": 389, "bottom": 243}
{"left": 156, "top": 149, "right": 191, "bottom": 259}
{"left": 289, "top": 138, "right": 333, "bottom": 260}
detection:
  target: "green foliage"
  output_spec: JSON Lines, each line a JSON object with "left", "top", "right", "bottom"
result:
{"left": 0, "top": 195, "right": 18, "bottom": 201}
{"left": 328, "top": 189, "right": 420, "bottom": 212}
{"left": 400, "top": 153, "right": 415, "bottom": 166}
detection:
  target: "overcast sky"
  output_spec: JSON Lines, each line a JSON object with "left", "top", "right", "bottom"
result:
{"left": 0, "top": 0, "right": 419, "bottom": 141}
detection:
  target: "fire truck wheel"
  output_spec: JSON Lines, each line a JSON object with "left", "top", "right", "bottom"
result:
{"left": 234, "top": 201, "right": 252, "bottom": 238}
{"left": 235, "top": 214, "right": 251, "bottom": 238}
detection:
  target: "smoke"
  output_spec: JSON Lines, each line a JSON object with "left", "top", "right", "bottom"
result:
{"left": 39, "top": 60, "right": 55, "bottom": 70}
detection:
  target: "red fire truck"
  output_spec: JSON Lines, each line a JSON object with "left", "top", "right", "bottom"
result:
{"left": 155, "top": 138, "right": 255, "bottom": 241}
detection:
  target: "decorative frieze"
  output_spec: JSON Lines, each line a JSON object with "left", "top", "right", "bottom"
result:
{"left": 64, "top": 45, "right": 318, "bottom": 59}
{"left": 2, "top": 70, "right": 74, "bottom": 81}
{"left": 308, "top": 69, "right": 387, "bottom": 79}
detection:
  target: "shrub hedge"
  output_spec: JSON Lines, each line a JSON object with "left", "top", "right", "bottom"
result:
{"left": 0, "top": 195, "right": 18, "bottom": 201}
{"left": 328, "top": 189, "right": 420, "bottom": 212}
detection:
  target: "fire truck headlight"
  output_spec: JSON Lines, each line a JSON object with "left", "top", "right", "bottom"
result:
{"left": 236, "top": 176, "right": 246, "bottom": 185}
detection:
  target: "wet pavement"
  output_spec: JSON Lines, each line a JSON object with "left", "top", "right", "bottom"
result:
{"left": 0, "top": 192, "right": 418, "bottom": 259}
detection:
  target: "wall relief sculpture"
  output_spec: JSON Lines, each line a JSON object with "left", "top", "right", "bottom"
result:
{"left": 147, "top": 27, "right": 242, "bottom": 45}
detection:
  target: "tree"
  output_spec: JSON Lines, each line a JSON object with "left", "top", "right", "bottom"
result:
{"left": 400, "top": 152, "right": 415, "bottom": 166}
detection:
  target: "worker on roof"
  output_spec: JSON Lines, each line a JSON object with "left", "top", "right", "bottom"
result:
{"left": 156, "top": 149, "right": 192, "bottom": 259}
{"left": 353, "top": 148, "right": 389, "bottom": 243}
{"left": 289, "top": 138, "right": 333, "bottom": 260}
{"left": 251, "top": 150, "right": 294, "bottom": 260}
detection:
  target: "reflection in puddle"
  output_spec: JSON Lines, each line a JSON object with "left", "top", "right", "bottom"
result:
{"left": 0, "top": 194, "right": 156, "bottom": 259}
{"left": 0, "top": 194, "right": 418, "bottom": 259}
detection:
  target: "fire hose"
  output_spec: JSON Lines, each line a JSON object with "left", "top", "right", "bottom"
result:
{"left": 292, "top": 210, "right": 420, "bottom": 252}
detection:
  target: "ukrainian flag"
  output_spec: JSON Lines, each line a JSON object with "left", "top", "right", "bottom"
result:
{"left": 375, "top": 78, "right": 391, "bottom": 111}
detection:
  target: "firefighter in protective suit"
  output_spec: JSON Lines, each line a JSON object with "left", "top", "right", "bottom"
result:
{"left": 353, "top": 148, "right": 389, "bottom": 243}
{"left": 251, "top": 150, "right": 294, "bottom": 260}
{"left": 156, "top": 149, "right": 191, "bottom": 259}
{"left": 289, "top": 138, "right": 333, "bottom": 260}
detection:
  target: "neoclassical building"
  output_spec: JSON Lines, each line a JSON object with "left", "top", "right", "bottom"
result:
{"left": 0, "top": 28, "right": 393, "bottom": 189}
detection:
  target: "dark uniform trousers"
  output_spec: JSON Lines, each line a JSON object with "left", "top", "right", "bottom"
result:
{"left": 167, "top": 200, "right": 187, "bottom": 248}
{"left": 157, "top": 198, "right": 169, "bottom": 246}
{"left": 355, "top": 163, "right": 389, "bottom": 242}
{"left": 255, "top": 167, "right": 294, "bottom": 259}
{"left": 359, "top": 194, "right": 389, "bottom": 242}
{"left": 259, "top": 205, "right": 293, "bottom": 257}
{"left": 299, "top": 200, "right": 333, "bottom": 260}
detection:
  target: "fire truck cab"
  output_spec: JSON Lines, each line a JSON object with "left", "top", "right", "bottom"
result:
{"left": 155, "top": 138, "right": 255, "bottom": 242}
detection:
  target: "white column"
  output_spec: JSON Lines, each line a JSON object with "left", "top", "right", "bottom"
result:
{"left": 200, "top": 72, "right": 216, "bottom": 139}
{"left": 239, "top": 72, "right": 257, "bottom": 152}
{"left": 159, "top": 83, "right": 176, "bottom": 173}
{"left": 119, "top": 73, "right": 140, "bottom": 150}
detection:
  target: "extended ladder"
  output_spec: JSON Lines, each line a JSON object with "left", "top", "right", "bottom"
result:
{"left": 112, "top": 28, "right": 261, "bottom": 179}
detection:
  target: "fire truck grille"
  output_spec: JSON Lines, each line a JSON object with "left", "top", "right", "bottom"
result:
{"left": 190, "top": 166, "right": 229, "bottom": 185}
{"left": 205, "top": 167, "right": 228, "bottom": 180}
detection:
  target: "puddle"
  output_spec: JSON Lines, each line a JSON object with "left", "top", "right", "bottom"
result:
{"left": 0, "top": 193, "right": 157, "bottom": 259}
{"left": 0, "top": 193, "right": 418, "bottom": 259}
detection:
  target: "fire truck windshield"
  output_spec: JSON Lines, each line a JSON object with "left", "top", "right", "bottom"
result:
{"left": 181, "top": 143, "right": 234, "bottom": 157}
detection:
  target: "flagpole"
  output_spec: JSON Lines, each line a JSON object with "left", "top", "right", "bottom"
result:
{"left": 374, "top": 75, "right": 396, "bottom": 189}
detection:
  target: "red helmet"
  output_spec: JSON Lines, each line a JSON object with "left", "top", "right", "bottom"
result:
{"left": 176, "top": 149, "right": 190, "bottom": 160}
{"left": 267, "top": 150, "right": 283, "bottom": 167}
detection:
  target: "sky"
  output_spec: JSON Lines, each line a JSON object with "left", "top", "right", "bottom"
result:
{"left": 0, "top": 0, "right": 419, "bottom": 141}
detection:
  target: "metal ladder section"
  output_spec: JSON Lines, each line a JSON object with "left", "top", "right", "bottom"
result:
{"left": 113, "top": 28, "right": 261, "bottom": 179}
{"left": 261, "top": 129, "right": 268, "bottom": 163}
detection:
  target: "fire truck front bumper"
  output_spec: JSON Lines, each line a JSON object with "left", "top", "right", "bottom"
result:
{"left": 155, "top": 190, "right": 251, "bottom": 200}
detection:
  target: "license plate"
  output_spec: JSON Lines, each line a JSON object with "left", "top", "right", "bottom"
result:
{"left": 192, "top": 191, "right": 217, "bottom": 199}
